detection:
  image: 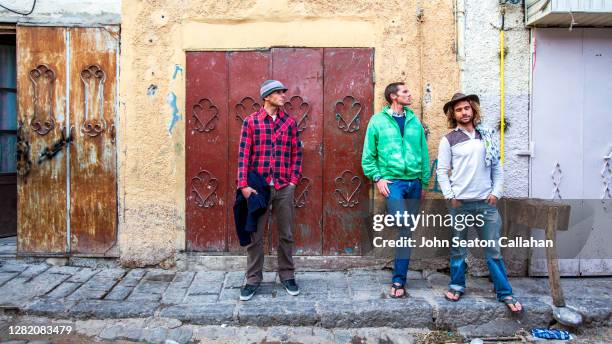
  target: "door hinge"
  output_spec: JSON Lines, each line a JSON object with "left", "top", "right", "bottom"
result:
{"left": 516, "top": 141, "right": 535, "bottom": 157}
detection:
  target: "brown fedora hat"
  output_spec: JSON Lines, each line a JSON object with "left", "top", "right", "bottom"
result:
{"left": 443, "top": 92, "right": 480, "bottom": 114}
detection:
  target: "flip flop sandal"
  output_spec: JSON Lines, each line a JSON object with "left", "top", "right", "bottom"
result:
{"left": 502, "top": 296, "right": 523, "bottom": 313}
{"left": 445, "top": 289, "right": 463, "bottom": 302}
{"left": 390, "top": 283, "right": 407, "bottom": 298}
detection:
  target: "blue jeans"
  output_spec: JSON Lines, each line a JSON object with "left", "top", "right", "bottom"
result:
{"left": 448, "top": 200, "right": 513, "bottom": 300}
{"left": 387, "top": 179, "right": 422, "bottom": 286}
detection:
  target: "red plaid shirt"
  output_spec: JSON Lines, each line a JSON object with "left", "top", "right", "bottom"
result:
{"left": 237, "top": 108, "right": 303, "bottom": 190}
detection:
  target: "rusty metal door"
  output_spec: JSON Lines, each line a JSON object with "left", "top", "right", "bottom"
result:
{"left": 17, "top": 27, "right": 68, "bottom": 254}
{"left": 16, "top": 26, "right": 118, "bottom": 255}
{"left": 185, "top": 48, "right": 373, "bottom": 255}
{"left": 68, "top": 28, "right": 119, "bottom": 254}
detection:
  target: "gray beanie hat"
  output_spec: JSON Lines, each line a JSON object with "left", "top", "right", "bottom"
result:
{"left": 260, "top": 80, "right": 288, "bottom": 99}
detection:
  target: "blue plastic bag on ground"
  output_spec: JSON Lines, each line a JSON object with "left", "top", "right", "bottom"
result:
{"left": 531, "top": 328, "right": 571, "bottom": 340}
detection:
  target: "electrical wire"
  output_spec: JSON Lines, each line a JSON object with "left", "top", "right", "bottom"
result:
{"left": 0, "top": 0, "right": 36, "bottom": 16}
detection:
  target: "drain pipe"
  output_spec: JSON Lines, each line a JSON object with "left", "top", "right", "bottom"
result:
{"left": 455, "top": 0, "right": 466, "bottom": 66}
{"left": 499, "top": 3, "right": 506, "bottom": 164}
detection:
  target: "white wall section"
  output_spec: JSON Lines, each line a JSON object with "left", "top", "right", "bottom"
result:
{"left": 0, "top": 0, "right": 120, "bottom": 26}
{"left": 460, "top": 0, "right": 531, "bottom": 197}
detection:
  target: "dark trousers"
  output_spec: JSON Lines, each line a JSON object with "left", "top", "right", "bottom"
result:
{"left": 246, "top": 184, "right": 296, "bottom": 284}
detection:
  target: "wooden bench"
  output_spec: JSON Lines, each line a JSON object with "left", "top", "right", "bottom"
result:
{"left": 501, "top": 198, "right": 571, "bottom": 307}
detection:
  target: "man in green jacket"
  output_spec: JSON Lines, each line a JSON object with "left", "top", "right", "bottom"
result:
{"left": 362, "top": 82, "right": 430, "bottom": 298}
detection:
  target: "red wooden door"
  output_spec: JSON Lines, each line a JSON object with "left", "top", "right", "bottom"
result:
{"left": 271, "top": 48, "right": 324, "bottom": 255}
{"left": 227, "top": 51, "right": 270, "bottom": 253}
{"left": 185, "top": 48, "right": 374, "bottom": 255}
{"left": 185, "top": 51, "right": 229, "bottom": 251}
{"left": 322, "top": 48, "right": 374, "bottom": 255}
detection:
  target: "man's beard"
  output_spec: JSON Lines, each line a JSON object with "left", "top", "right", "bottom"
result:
{"left": 398, "top": 101, "right": 411, "bottom": 106}
{"left": 457, "top": 116, "right": 472, "bottom": 124}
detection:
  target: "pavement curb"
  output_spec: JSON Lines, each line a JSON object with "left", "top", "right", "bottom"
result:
{"left": 18, "top": 295, "right": 566, "bottom": 332}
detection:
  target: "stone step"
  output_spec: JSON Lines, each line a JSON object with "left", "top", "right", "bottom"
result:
{"left": 20, "top": 295, "right": 559, "bottom": 335}
{"left": 1, "top": 260, "right": 610, "bottom": 338}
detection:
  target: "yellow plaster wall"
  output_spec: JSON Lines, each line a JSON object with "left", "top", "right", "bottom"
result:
{"left": 119, "top": 0, "right": 459, "bottom": 266}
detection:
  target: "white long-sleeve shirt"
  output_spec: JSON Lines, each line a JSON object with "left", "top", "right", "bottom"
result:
{"left": 436, "top": 127, "right": 503, "bottom": 200}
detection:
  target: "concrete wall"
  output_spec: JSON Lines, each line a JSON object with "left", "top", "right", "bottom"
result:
{"left": 460, "top": 0, "right": 531, "bottom": 197}
{"left": 0, "top": 0, "right": 120, "bottom": 25}
{"left": 118, "top": 0, "right": 460, "bottom": 266}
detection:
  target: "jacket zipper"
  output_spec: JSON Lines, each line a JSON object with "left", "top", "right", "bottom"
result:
{"left": 386, "top": 111, "right": 410, "bottom": 175}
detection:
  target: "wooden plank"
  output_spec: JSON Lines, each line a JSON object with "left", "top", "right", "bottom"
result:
{"left": 227, "top": 51, "right": 270, "bottom": 253}
{"left": 270, "top": 48, "right": 323, "bottom": 255}
{"left": 546, "top": 207, "right": 565, "bottom": 307}
{"left": 185, "top": 51, "right": 229, "bottom": 252}
{"left": 16, "top": 26, "right": 67, "bottom": 254}
{"left": 322, "top": 48, "right": 374, "bottom": 255}
{"left": 505, "top": 198, "right": 570, "bottom": 231}
{"left": 68, "top": 27, "right": 119, "bottom": 255}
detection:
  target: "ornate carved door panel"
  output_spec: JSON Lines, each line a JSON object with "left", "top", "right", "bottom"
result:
{"left": 68, "top": 27, "right": 119, "bottom": 254}
{"left": 270, "top": 48, "right": 324, "bottom": 256}
{"left": 16, "top": 26, "right": 118, "bottom": 255}
{"left": 226, "top": 51, "right": 271, "bottom": 253}
{"left": 185, "top": 48, "right": 374, "bottom": 255}
{"left": 16, "top": 27, "right": 68, "bottom": 254}
{"left": 322, "top": 48, "right": 374, "bottom": 255}
{"left": 185, "top": 51, "right": 230, "bottom": 252}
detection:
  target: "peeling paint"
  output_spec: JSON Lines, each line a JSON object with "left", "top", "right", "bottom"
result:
{"left": 147, "top": 84, "right": 158, "bottom": 96}
{"left": 17, "top": 27, "right": 69, "bottom": 254}
{"left": 423, "top": 83, "right": 432, "bottom": 106}
{"left": 87, "top": 144, "right": 98, "bottom": 165}
{"left": 166, "top": 92, "right": 181, "bottom": 134}
{"left": 172, "top": 64, "right": 183, "bottom": 80}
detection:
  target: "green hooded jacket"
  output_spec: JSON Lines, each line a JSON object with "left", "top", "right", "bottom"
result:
{"left": 361, "top": 105, "right": 430, "bottom": 187}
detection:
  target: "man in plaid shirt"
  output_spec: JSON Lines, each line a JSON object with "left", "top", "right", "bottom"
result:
{"left": 237, "top": 80, "right": 303, "bottom": 301}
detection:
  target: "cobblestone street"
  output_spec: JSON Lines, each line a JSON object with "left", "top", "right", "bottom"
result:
{"left": 0, "top": 258, "right": 610, "bottom": 343}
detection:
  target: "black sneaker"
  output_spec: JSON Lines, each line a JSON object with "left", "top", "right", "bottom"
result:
{"left": 281, "top": 279, "right": 300, "bottom": 296}
{"left": 240, "top": 283, "right": 259, "bottom": 301}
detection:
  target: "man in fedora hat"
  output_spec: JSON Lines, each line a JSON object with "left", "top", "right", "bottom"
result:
{"left": 236, "top": 80, "right": 303, "bottom": 301}
{"left": 362, "top": 82, "right": 430, "bottom": 298}
{"left": 436, "top": 92, "right": 522, "bottom": 313}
